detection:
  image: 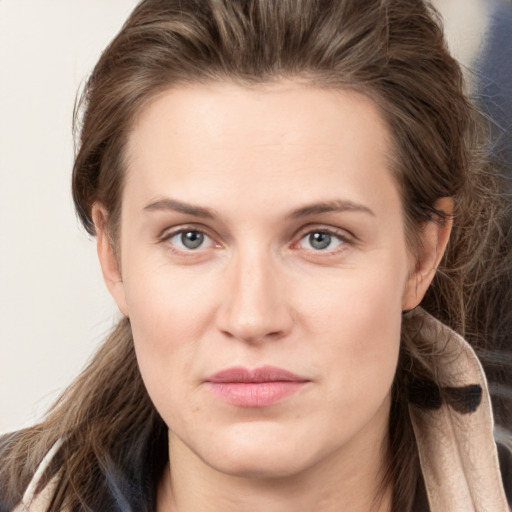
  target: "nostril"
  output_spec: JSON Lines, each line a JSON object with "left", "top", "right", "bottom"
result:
{"left": 219, "top": 325, "right": 285, "bottom": 344}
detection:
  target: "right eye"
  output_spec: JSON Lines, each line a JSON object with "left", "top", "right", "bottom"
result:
{"left": 166, "top": 229, "right": 214, "bottom": 251}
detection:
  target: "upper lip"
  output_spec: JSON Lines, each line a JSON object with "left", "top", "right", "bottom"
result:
{"left": 206, "top": 365, "right": 309, "bottom": 383}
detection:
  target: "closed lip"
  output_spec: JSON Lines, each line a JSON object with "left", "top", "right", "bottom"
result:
{"left": 205, "top": 365, "right": 310, "bottom": 383}
{"left": 205, "top": 365, "right": 311, "bottom": 407}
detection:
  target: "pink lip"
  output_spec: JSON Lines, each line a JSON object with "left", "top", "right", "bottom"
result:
{"left": 205, "top": 366, "right": 310, "bottom": 407}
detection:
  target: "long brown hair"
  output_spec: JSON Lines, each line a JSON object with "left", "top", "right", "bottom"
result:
{"left": 1, "top": 1, "right": 511, "bottom": 510}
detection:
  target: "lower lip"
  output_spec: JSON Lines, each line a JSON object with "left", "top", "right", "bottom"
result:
{"left": 207, "top": 381, "right": 307, "bottom": 407}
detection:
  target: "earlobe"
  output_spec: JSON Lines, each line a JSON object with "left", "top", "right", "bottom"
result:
{"left": 402, "top": 197, "right": 453, "bottom": 311}
{"left": 92, "top": 204, "right": 129, "bottom": 317}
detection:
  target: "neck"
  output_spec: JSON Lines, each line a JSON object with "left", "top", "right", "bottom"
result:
{"left": 157, "top": 423, "right": 392, "bottom": 512}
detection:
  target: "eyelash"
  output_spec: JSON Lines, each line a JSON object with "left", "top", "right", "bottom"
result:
{"left": 293, "top": 227, "right": 353, "bottom": 254}
{"left": 159, "top": 225, "right": 354, "bottom": 255}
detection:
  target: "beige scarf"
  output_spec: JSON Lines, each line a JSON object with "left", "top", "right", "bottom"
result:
{"left": 408, "top": 309, "right": 509, "bottom": 511}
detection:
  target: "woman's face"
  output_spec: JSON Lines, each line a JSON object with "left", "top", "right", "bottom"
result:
{"left": 98, "top": 81, "right": 429, "bottom": 479}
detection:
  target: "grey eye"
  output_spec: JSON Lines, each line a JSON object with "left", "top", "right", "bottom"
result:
{"left": 168, "top": 230, "right": 210, "bottom": 250}
{"left": 297, "top": 230, "right": 344, "bottom": 251}
{"left": 180, "top": 231, "right": 205, "bottom": 249}
{"left": 308, "top": 232, "right": 332, "bottom": 250}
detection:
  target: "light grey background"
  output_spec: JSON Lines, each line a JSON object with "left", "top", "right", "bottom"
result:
{"left": 0, "top": 0, "right": 502, "bottom": 433}
{"left": 0, "top": 0, "right": 139, "bottom": 433}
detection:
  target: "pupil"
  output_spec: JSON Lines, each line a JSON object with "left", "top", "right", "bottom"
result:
{"left": 310, "top": 232, "right": 331, "bottom": 250}
{"left": 181, "top": 231, "right": 204, "bottom": 249}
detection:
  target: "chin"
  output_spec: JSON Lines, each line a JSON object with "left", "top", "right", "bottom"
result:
{"left": 207, "top": 450, "right": 311, "bottom": 480}
{"left": 196, "top": 423, "right": 319, "bottom": 479}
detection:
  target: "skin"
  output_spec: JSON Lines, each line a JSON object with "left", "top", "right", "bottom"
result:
{"left": 93, "top": 81, "right": 452, "bottom": 512}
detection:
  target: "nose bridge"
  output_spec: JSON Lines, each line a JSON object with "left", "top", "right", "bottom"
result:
{"left": 217, "top": 244, "right": 292, "bottom": 343}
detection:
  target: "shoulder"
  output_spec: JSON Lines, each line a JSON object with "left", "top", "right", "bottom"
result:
{"left": 0, "top": 433, "right": 62, "bottom": 512}
{"left": 0, "top": 431, "right": 25, "bottom": 512}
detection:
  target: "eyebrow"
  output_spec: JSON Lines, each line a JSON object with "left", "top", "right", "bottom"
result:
{"left": 142, "top": 197, "right": 375, "bottom": 220}
{"left": 143, "top": 198, "right": 217, "bottom": 219}
{"left": 288, "top": 200, "right": 375, "bottom": 219}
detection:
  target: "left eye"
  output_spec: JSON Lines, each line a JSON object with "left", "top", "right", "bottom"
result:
{"left": 169, "top": 230, "right": 212, "bottom": 250}
{"left": 297, "top": 231, "right": 345, "bottom": 251}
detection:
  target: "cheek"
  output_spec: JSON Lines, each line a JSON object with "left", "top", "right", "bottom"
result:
{"left": 123, "top": 264, "right": 215, "bottom": 360}
{"left": 299, "top": 258, "right": 405, "bottom": 411}
{"left": 119, "top": 255, "right": 223, "bottom": 424}
{"left": 120, "top": 235, "right": 219, "bottom": 339}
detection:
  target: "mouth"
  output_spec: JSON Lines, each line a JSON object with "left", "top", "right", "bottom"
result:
{"left": 205, "top": 365, "right": 310, "bottom": 407}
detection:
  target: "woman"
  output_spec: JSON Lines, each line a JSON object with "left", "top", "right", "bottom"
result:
{"left": 1, "top": 0, "right": 511, "bottom": 510}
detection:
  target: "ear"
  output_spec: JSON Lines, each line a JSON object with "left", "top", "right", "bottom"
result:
{"left": 92, "top": 203, "right": 129, "bottom": 317}
{"left": 402, "top": 197, "right": 453, "bottom": 311}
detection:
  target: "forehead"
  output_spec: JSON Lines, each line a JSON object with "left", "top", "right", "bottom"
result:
{"left": 124, "top": 81, "right": 399, "bottom": 218}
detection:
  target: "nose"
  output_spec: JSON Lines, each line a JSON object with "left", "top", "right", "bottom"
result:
{"left": 215, "top": 249, "right": 294, "bottom": 344}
